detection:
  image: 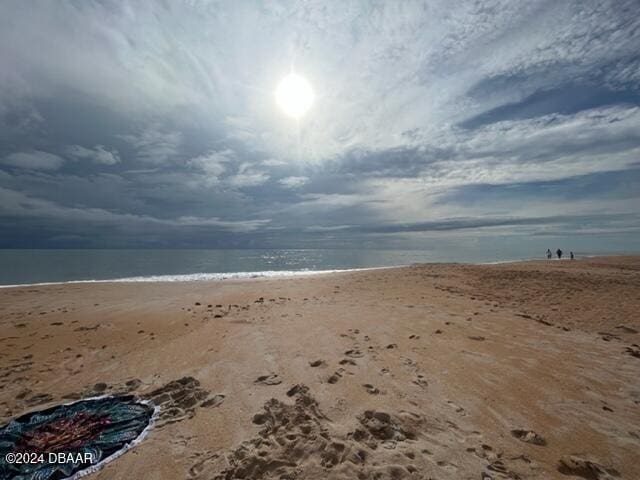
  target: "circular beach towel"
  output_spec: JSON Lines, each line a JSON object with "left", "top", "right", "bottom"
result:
{"left": 0, "top": 395, "right": 155, "bottom": 480}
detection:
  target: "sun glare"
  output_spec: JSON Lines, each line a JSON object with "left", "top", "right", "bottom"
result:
{"left": 275, "top": 73, "right": 314, "bottom": 118}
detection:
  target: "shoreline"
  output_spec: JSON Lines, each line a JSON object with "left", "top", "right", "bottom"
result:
{"left": 0, "top": 254, "right": 630, "bottom": 289}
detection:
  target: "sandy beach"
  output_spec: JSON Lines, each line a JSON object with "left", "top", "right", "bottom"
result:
{"left": 1, "top": 256, "right": 639, "bottom": 480}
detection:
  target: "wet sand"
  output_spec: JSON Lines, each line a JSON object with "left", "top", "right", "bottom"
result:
{"left": 1, "top": 256, "right": 639, "bottom": 479}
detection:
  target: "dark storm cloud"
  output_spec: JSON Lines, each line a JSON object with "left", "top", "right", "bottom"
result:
{"left": 0, "top": 0, "right": 639, "bottom": 248}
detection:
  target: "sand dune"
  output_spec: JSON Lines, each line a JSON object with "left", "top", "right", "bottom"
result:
{"left": 1, "top": 256, "right": 639, "bottom": 479}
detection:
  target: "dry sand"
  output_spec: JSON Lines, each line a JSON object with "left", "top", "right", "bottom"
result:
{"left": 1, "top": 256, "right": 639, "bottom": 479}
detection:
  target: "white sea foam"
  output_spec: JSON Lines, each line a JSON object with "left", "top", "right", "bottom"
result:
{"left": 0, "top": 267, "right": 392, "bottom": 288}
{"left": 479, "top": 258, "right": 536, "bottom": 265}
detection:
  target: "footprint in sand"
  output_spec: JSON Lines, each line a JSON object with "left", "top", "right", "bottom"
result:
{"left": 188, "top": 452, "right": 224, "bottom": 479}
{"left": 255, "top": 373, "right": 282, "bottom": 385}
{"left": 468, "top": 335, "right": 486, "bottom": 341}
{"left": 486, "top": 459, "right": 522, "bottom": 478}
{"left": 309, "top": 360, "right": 326, "bottom": 367}
{"left": 557, "top": 455, "right": 620, "bottom": 479}
{"left": 339, "top": 358, "right": 357, "bottom": 366}
{"left": 511, "top": 429, "right": 546, "bottom": 446}
{"left": 615, "top": 325, "right": 638, "bottom": 334}
{"left": 446, "top": 400, "right": 466, "bottom": 416}
{"left": 363, "top": 384, "right": 380, "bottom": 395}
{"left": 625, "top": 344, "right": 640, "bottom": 358}
{"left": 144, "top": 377, "right": 219, "bottom": 427}
{"left": 93, "top": 383, "right": 108, "bottom": 393}
{"left": 599, "top": 332, "right": 621, "bottom": 342}
{"left": 412, "top": 375, "right": 428, "bottom": 389}
{"left": 345, "top": 349, "right": 364, "bottom": 358}
{"left": 124, "top": 379, "right": 142, "bottom": 391}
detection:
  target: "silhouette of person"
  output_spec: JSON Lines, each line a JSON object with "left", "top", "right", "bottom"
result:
{"left": 546, "top": 249, "right": 552, "bottom": 259}
{"left": 570, "top": 251, "right": 574, "bottom": 260}
{"left": 556, "top": 248, "right": 562, "bottom": 259}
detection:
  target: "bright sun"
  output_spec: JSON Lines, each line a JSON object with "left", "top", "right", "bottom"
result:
{"left": 275, "top": 73, "right": 314, "bottom": 118}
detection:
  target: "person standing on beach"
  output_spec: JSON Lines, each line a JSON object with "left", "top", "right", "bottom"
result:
{"left": 546, "top": 249, "right": 552, "bottom": 259}
{"left": 557, "top": 248, "right": 563, "bottom": 259}
{"left": 570, "top": 251, "right": 574, "bottom": 260}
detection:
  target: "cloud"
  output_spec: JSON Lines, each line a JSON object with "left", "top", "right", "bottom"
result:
{"left": 336, "top": 105, "right": 640, "bottom": 187}
{"left": 119, "top": 129, "right": 182, "bottom": 164}
{"left": 262, "top": 159, "right": 287, "bottom": 167}
{"left": 1, "top": 151, "right": 65, "bottom": 171}
{"left": 187, "top": 149, "right": 232, "bottom": 180}
{"left": 186, "top": 150, "right": 271, "bottom": 188}
{"left": 352, "top": 213, "right": 639, "bottom": 234}
{"left": 228, "top": 172, "right": 270, "bottom": 188}
{"left": 279, "top": 176, "right": 309, "bottom": 189}
{"left": 0, "top": 186, "right": 269, "bottom": 233}
{"left": 67, "top": 145, "right": 120, "bottom": 165}
{"left": 305, "top": 224, "right": 353, "bottom": 232}
{"left": 176, "top": 216, "right": 270, "bottom": 232}
{"left": 227, "top": 163, "right": 270, "bottom": 188}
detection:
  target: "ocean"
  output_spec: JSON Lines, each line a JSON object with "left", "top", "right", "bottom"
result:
{"left": 0, "top": 248, "right": 620, "bottom": 286}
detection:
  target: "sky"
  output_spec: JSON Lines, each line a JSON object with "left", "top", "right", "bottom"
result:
{"left": 1, "top": 0, "right": 639, "bottom": 252}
